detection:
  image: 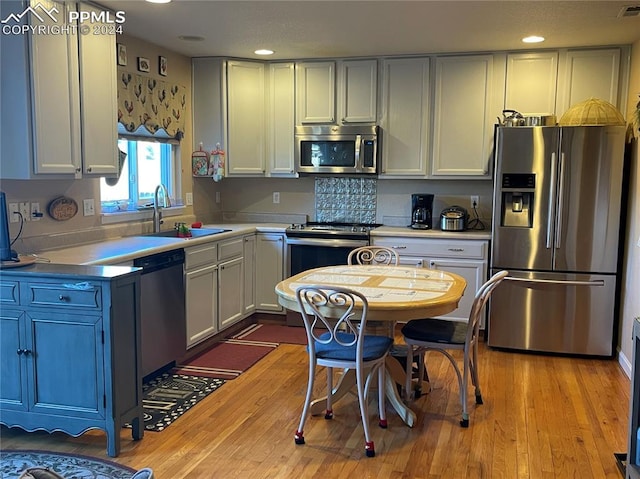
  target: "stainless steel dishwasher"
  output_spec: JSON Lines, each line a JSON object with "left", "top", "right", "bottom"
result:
{"left": 134, "top": 249, "right": 185, "bottom": 379}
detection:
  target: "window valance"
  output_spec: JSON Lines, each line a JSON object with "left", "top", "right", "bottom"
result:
{"left": 117, "top": 72, "right": 186, "bottom": 140}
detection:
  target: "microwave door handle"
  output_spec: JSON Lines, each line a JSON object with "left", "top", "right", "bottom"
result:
{"left": 355, "top": 135, "right": 362, "bottom": 169}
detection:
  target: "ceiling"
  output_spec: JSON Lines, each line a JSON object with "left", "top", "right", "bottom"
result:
{"left": 97, "top": 1, "right": 640, "bottom": 60}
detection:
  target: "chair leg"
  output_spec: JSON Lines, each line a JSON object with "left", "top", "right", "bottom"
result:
{"left": 356, "top": 363, "right": 375, "bottom": 457}
{"left": 469, "top": 343, "right": 483, "bottom": 405}
{"left": 325, "top": 367, "right": 334, "bottom": 419}
{"left": 377, "top": 363, "right": 388, "bottom": 429}
{"left": 295, "top": 358, "right": 317, "bottom": 445}
{"left": 404, "top": 344, "right": 414, "bottom": 401}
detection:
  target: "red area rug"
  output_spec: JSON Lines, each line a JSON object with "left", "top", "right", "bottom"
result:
{"left": 174, "top": 323, "right": 307, "bottom": 380}
{"left": 232, "top": 323, "right": 307, "bottom": 345}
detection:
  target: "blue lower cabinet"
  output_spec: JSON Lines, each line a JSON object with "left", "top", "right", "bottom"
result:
{"left": 0, "top": 264, "right": 143, "bottom": 457}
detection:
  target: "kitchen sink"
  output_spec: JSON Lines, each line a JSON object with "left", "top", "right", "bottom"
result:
{"left": 143, "top": 228, "right": 231, "bottom": 239}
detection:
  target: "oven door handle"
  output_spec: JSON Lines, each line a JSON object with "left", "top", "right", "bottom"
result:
{"left": 285, "top": 237, "right": 369, "bottom": 247}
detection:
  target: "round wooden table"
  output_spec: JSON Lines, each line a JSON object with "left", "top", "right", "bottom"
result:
{"left": 276, "top": 264, "right": 467, "bottom": 427}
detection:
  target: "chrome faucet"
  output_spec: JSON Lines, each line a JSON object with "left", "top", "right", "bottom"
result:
{"left": 153, "top": 184, "right": 170, "bottom": 232}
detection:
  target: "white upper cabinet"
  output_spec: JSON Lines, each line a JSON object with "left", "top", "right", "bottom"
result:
{"left": 379, "top": 57, "right": 430, "bottom": 177}
{"left": 296, "top": 61, "right": 336, "bottom": 123}
{"left": 295, "top": 59, "right": 377, "bottom": 125}
{"left": 227, "top": 60, "right": 266, "bottom": 175}
{"left": 267, "top": 63, "right": 296, "bottom": 176}
{"left": 0, "top": 0, "right": 117, "bottom": 179}
{"left": 556, "top": 48, "right": 622, "bottom": 118}
{"left": 505, "top": 52, "right": 558, "bottom": 114}
{"left": 338, "top": 59, "right": 378, "bottom": 123}
{"left": 431, "top": 54, "right": 502, "bottom": 178}
{"left": 78, "top": 2, "right": 118, "bottom": 177}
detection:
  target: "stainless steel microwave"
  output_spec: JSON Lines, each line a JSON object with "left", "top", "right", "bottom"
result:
{"left": 295, "top": 125, "right": 379, "bottom": 175}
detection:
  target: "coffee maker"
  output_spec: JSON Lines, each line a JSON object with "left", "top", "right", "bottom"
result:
{"left": 411, "top": 194, "right": 434, "bottom": 229}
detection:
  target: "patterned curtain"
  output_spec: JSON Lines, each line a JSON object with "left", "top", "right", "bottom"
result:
{"left": 117, "top": 71, "right": 186, "bottom": 139}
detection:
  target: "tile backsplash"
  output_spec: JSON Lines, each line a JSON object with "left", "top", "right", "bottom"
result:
{"left": 314, "top": 177, "right": 377, "bottom": 223}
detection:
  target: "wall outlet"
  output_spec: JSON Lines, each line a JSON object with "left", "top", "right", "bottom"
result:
{"left": 273, "top": 192, "right": 280, "bottom": 204}
{"left": 30, "top": 202, "right": 42, "bottom": 221}
{"left": 19, "top": 202, "right": 30, "bottom": 221}
{"left": 8, "top": 203, "right": 19, "bottom": 223}
{"left": 186, "top": 192, "right": 193, "bottom": 206}
{"left": 83, "top": 198, "right": 95, "bottom": 216}
{"left": 470, "top": 195, "right": 479, "bottom": 208}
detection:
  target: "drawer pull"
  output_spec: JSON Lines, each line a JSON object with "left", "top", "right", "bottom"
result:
{"left": 391, "top": 246, "right": 407, "bottom": 249}
{"left": 58, "top": 295, "right": 68, "bottom": 302}
{"left": 448, "top": 248, "right": 465, "bottom": 252}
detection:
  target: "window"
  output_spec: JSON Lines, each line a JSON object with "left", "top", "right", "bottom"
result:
{"left": 100, "top": 137, "right": 179, "bottom": 212}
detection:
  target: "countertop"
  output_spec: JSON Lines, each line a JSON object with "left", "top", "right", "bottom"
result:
{"left": 37, "top": 223, "right": 288, "bottom": 266}
{"left": 371, "top": 226, "right": 491, "bottom": 240}
{"left": 32, "top": 223, "right": 491, "bottom": 266}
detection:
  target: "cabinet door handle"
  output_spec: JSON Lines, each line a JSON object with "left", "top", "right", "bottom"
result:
{"left": 17, "top": 348, "right": 31, "bottom": 355}
{"left": 391, "top": 245, "right": 407, "bottom": 249}
{"left": 447, "top": 248, "right": 464, "bottom": 252}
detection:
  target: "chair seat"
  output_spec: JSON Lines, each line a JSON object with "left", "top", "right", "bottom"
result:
{"left": 315, "top": 332, "right": 393, "bottom": 361}
{"left": 401, "top": 318, "right": 468, "bottom": 345}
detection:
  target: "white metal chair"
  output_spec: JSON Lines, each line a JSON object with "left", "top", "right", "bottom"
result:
{"left": 294, "top": 285, "right": 393, "bottom": 457}
{"left": 401, "top": 270, "right": 508, "bottom": 427}
{"left": 347, "top": 246, "right": 399, "bottom": 266}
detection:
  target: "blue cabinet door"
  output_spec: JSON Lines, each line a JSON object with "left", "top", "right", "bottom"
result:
{"left": 0, "top": 309, "right": 28, "bottom": 411}
{"left": 28, "top": 311, "right": 105, "bottom": 420}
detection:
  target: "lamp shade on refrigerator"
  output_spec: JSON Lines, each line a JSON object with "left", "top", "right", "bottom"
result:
{"left": 488, "top": 125, "right": 626, "bottom": 356}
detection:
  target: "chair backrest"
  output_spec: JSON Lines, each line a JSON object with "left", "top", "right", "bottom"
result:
{"left": 295, "top": 285, "right": 369, "bottom": 355}
{"left": 347, "top": 246, "right": 399, "bottom": 266}
{"left": 466, "top": 270, "right": 508, "bottom": 343}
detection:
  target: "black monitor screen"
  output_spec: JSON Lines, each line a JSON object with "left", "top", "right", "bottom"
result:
{"left": 0, "top": 192, "right": 14, "bottom": 261}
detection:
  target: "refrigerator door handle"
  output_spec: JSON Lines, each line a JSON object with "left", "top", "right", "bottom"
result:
{"left": 546, "top": 152, "right": 558, "bottom": 249}
{"left": 555, "top": 152, "right": 566, "bottom": 249}
{"left": 505, "top": 276, "right": 605, "bottom": 287}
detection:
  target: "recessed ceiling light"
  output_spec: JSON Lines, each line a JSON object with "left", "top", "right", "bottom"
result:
{"left": 145, "top": 0, "right": 171, "bottom": 3}
{"left": 522, "top": 35, "right": 545, "bottom": 44}
{"left": 254, "top": 49, "right": 275, "bottom": 56}
{"left": 179, "top": 35, "right": 205, "bottom": 42}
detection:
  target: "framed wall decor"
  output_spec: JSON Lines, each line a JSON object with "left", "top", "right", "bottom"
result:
{"left": 159, "top": 56, "right": 168, "bottom": 76}
{"left": 137, "top": 57, "right": 150, "bottom": 73}
{"left": 117, "top": 43, "right": 127, "bottom": 66}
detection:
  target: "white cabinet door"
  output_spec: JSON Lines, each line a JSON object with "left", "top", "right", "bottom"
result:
{"left": 77, "top": 2, "right": 118, "bottom": 177}
{"left": 255, "top": 233, "right": 285, "bottom": 312}
{"left": 339, "top": 59, "right": 377, "bottom": 123}
{"left": 218, "top": 256, "right": 244, "bottom": 330}
{"left": 428, "top": 258, "right": 487, "bottom": 324}
{"left": 243, "top": 235, "right": 256, "bottom": 315}
{"left": 192, "top": 58, "right": 226, "bottom": 153}
{"left": 296, "top": 61, "right": 336, "bottom": 123}
{"left": 505, "top": 52, "right": 558, "bottom": 114}
{"left": 268, "top": 63, "right": 296, "bottom": 176}
{"left": 431, "top": 55, "right": 498, "bottom": 178}
{"left": 379, "top": 57, "right": 430, "bottom": 177}
{"left": 227, "top": 60, "right": 265, "bottom": 175}
{"left": 557, "top": 48, "right": 621, "bottom": 118}
{"left": 185, "top": 264, "right": 218, "bottom": 348}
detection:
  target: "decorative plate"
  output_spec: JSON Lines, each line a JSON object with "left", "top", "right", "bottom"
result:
{"left": 48, "top": 196, "right": 78, "bottom": 221}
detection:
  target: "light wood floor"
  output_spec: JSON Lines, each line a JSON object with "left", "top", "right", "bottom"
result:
{"left": 1, "top": 334, "right": 631, "bottom": 478}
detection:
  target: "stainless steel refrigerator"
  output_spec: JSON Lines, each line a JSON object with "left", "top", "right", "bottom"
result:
{"left": 488, "top": 125, "right": 626, "bottom": 356}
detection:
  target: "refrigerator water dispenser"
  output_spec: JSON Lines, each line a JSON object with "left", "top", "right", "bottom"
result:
{"left": 501, "top": 191, "right": 533, "bottom": 227}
